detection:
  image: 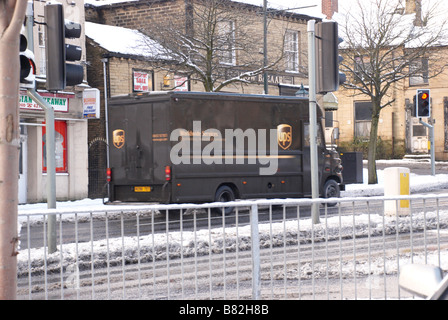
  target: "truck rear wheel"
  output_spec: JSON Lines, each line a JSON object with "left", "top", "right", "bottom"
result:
{"left": 323, "top": 179, "right": 340, "bottom": 207}
{"left": 213, "top": 185, "right": 236, "bottom": 215}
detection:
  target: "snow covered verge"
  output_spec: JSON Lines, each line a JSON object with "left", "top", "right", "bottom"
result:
{"left": 17, "top": 207, "right": 448, "bottom": 279}
{"left": 17, "top": 164, "right": 448, "bottom": 280}
{"left": 341, "top": 166, "right": 448, "bottom": 197}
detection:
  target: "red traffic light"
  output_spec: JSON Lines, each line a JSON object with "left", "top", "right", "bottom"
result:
{"left": 19, "top": 31, "right": 36, "bottom": 88}
{"left": 416, "top": 89, "right": 430, "bottom": 118}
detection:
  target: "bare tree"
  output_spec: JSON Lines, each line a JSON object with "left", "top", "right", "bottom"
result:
{"left": 0, "top": 0, "right": 27, "bottom": 299}
{"left": 140, "top": 0, "right": 288, "bottom": 92}
{"left": 337, "top": 0, "right": 448, "bottom": 184}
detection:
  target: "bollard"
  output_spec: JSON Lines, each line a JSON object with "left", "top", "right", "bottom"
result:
{"left": 384, "top": 167, "right": 410, "bottom": 216}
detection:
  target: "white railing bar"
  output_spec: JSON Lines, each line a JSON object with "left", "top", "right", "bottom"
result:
{"left": 19, "top": 193, "right": 448, "bottom": 218}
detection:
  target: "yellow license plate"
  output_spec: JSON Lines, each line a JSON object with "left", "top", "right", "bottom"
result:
{"left": 134, "top": 186, "right": 151, "bottom": 193}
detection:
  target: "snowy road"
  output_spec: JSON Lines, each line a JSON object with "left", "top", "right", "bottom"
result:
{"left": 18, "top": 192, "right": 447, "bottom": 250}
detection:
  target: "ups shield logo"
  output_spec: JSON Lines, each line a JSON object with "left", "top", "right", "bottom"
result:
{"left": 277, "top": 124, "right": 292, "bottom": 150}
{"left": 113, "top": 129, "right": 125, "bottom": 149}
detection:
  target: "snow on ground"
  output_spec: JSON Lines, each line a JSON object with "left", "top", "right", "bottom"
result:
{"left": 17, "top": 160, "right": 448, "bottom": 278}
{"left": 342, "top": 165, "right": 448, "bottom": 197}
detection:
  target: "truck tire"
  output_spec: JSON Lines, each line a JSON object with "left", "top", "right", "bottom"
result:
{"left": 213, "top": 185, "right": 236, "bottom": 215}
{"left": 323, "top": 179, "right": 340, "bottom": 207}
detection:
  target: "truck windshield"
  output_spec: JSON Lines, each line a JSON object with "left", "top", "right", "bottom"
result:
{"left": 304, "top": 123, "right": 324, "bottom": 148}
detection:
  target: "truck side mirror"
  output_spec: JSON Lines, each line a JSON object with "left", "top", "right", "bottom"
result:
{"left": 332, "top": 127, "right": 339, "bottom": 140}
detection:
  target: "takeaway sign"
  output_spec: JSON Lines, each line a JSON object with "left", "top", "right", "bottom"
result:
{"left": 20, "top": 91, "right": 70, "bottom": 113}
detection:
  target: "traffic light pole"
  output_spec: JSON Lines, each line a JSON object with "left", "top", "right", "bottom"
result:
{"left": 26, "top": 89, "right": 57, "bottom": 253}
{"left": 25, "top": 2, "right": 57, "bottom": 253}
{"left": 308, "top": 20, "right": 320, "bottom": 224}
{"left": 419, "top": 119, "right": 436, "bottom": 176}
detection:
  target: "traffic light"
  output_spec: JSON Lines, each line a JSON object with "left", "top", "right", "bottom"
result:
{"left": 19, "top": 29, "right": 36, "bottom": 89}
{"left": 416, "top": 89, "right": 431, "bottom": 118}
{"left": 44, "top": 3, "right": 83, "bottom": 91}
{"left": 315, "top": 21, "right": 346, "bottom": 94}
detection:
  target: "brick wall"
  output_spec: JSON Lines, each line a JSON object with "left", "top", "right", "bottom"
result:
{"left": 87, "top": 0, "right": 186, "bottom": 31}
{"left": 322, "top": 0, "right": 338, "bottom": 19}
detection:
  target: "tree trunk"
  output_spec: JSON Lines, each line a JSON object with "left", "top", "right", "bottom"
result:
{"left": 0, "top": 0, "right": 27, "bottom": 300}
{"left": 367, "top": 109, "right": 380, "bottom": 185}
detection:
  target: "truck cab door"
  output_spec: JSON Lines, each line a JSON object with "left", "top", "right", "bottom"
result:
{"left": 303, "top": 122, "right": 326, "bottom": 197}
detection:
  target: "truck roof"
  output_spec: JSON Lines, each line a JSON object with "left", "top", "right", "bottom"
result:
{"left": 109, "top": 91, "right": 310, "bottom": 104}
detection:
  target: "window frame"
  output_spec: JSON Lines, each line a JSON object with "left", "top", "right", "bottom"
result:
{"left": 409, "top": 58, "right": 429, "bottom": 86}
{"left": 217, "top": 20, "right": 236, "bottom": 66}
{"left": 284, "top": 30, "right": 300, "bottom": 73}
{"left": 354, "top": 101, "right": 373, "bottom": 139}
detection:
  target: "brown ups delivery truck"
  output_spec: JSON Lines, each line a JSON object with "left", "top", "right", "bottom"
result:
{"left": 106, "top": 92, "right": 344, "bottom": 209}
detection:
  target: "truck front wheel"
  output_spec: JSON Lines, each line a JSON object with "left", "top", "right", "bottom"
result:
{"left": 323, "top": 179, "right": 340, "bottom": 207}
{"left": 213, "top": 185, "right": 236, "bottom": 215}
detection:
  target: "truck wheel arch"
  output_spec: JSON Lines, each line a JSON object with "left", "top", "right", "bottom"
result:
{"left": 215, "top": 184, "right": 239, "bottom": 201}
{"left": 322, "top": 178, "right": 340, "bottom": 207}
{"left": 213, "top": 184, "right": 239, "bottom": 215}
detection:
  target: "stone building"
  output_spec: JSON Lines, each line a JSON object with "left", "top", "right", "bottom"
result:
{"left": 324, "top": 0, "right": 448, "bottom": 161}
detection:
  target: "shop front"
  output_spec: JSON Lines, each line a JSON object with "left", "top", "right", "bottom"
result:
{"left": 19, "top": 90, "right": 91, "bottom": 204}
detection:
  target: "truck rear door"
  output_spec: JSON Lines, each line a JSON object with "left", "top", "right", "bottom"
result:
{"left": 108, "top": 101, "right": 154, "bottom": 200}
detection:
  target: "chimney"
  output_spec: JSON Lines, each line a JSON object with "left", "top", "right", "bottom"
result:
{"left": 322, "top": 0, "right": 338, "bottom": 19}
{"left": 405, "top": 0, "right": 423, "bottom": 26}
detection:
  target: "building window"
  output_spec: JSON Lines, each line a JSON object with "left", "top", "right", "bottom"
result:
{"left": 284, "top": 30, "right": 299, "bottom": 72}
{"left": 409, "top": 58, "right": 429, "bottom": 86}
{"left": 217, "top": 20, "right": 236, "bottom": 65}
{"left": 43, "top": 120, "right": 68, "bottom": 173}
{"left": 412, "top": 124, "right": 427, "bottom": 137}
{"left": 38, "top": 22, "right": 46, "bottom": 75}
{"left": 354, "top": 55, "right": 372, "bottom": 83}
{"left": 354, "top": 101, "right": 372, "bottom": 139}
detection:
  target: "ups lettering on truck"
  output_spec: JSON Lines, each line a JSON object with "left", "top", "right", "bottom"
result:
{"left": 112, "top": 129, "right": 125, "bottom": 149}
{"left": 277, "top": 124, "right": 292, "bottom": 150}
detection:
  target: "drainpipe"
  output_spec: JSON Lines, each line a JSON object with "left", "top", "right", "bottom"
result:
{"left": 102, "top": 58, "right": 110, "bottom": 199}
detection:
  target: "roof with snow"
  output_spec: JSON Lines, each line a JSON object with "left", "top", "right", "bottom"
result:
{"left": 85, "top": 22, "right": 172, "bottom": 60}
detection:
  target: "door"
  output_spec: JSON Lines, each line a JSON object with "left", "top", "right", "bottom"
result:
{"left": 109, "top": 102, "right": 154, "bottom": 184}
{"left": 18, "top": 125, "right": 27, "bottom": 204}
{"left": 411, "top": 118, "right": 429, "bottom": 154}
{"left": 303, "top": 123, "right": 325, "bottom": 197}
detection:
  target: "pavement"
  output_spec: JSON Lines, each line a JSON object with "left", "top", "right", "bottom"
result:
{"left": 371, "top": 158, "right": 448, "bottom": 175}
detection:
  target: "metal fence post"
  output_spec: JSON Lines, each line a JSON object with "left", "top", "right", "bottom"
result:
{"left": 251, "top": 204, "right": 261, "bottom": 300}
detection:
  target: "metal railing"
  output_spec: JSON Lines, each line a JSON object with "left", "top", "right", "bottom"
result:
{"left": 17, "top": 194, "right": 448, "bottom": 300}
